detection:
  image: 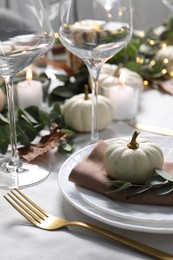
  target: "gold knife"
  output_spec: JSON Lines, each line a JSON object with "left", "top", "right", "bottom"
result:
{"left": 129, "top": 122, "right": 173, "bottom": 136}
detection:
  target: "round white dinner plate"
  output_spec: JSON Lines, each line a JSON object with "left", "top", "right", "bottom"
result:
{"left": 58, "top": 135, "right": 173, "bottom": 233}
{"left": 75, "top": 185, "right": 173, "bottom": 222}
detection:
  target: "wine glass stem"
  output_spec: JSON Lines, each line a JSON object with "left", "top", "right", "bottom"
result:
{"left": 5, "top": 77, "right": 20, "bottom": 167}
{"left": 91, "top": 78, "right": 99, "bottom": 142}
{"left": 88, "top": 67, "right": 100, "bottom": 143}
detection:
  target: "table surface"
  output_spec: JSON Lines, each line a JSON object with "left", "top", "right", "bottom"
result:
{"left": 1, "top": 87, "right": 173, "bottom": 260}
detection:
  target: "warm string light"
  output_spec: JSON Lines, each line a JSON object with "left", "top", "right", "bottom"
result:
{"left": 54, "top": 32, "right": 59, "bottom": 39}
{"left": 149, "top": 39, "right": 155, "bottom": 46}
{"left": 149, "top": 60, "right": 155, "bottom": 66}
{"left": 118, "top": 6, "right": 126, "bottom": 17}
{"left": 163, "top": 58, "right": 169, "bottom": 64}
{"left": 118, "top": 11, "right": 123, "bottom": 16}
{"left": 161, "top": 69, "right": 167, "bottom": 75}
{"left": 107, "top": 13, "right": 112, "bottom": 19}
{"left": 138, "top": 31, "right": 145, "bottom": 38}
{"left": 136, "top": 56, "right": 144, "bottom": 64}
{"left": 162, "top": 42, "right": 167, "bottom": 49}
{"left": 143, "top": 80, "right": 149, "bottom": 87}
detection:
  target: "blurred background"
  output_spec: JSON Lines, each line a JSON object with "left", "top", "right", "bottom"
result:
{"left": 132, "top": 0, "right": 170, "bottom": 30}
{"left": 43, "top": 0, "right": 171, "bottom": 31}
{"left": 0, "top": 0, "right": 171, "bottom": 32}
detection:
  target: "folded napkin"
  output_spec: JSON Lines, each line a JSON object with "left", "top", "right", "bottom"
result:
{"left": 69, "top": 140, "right": 173, "bottom": 206}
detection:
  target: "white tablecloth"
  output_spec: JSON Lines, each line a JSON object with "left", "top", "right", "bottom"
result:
{"left": 1, "top": 88, "right": 173, "bottom": 260}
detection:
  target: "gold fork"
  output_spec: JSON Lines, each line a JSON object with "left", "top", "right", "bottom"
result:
{"left": 4, "top": 189, "right": 173, "bottom": 260}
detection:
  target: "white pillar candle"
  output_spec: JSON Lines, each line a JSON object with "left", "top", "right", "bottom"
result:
{"left": 101, "top": 84, "right": 139, "bottom": 121}
{"left": 16, "top": 68, "right": 43, "bottom": 109}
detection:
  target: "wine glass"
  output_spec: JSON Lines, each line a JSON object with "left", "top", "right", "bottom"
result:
{"left": 0, "top": 0, "right": 54, "bottom": 189}
{"left": 57, "top": 0, "right": 133, "bottom": 142}
{"left": 42, "top": 0, "right": 60, "bottom": 22}
{"left": 42, "top": 0, "right": 59, "bottom": 60}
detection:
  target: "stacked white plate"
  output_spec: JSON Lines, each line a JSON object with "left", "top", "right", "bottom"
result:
{"left": 58, "top": 136, "right": 173, "bottom": 233}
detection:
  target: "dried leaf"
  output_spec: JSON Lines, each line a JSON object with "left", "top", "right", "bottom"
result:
{"left": 18, "top": 124, "right": 68, "bottom": 162}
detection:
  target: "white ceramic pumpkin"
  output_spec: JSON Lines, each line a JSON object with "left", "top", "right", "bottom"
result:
{"left": 63, "top": 89, "right": 113, "bottom": 132}
{"left": 99, "top": 63, "right": 144, "bottom": 92}
{"left": 104, "top": 131, "right": 164, "bottom": 184}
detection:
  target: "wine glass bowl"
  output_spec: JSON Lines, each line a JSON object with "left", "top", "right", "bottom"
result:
{"left": 58, "top": 0, "right": 133, "bottom": 142}
{"left": 0, "top": 0, "right": 54, "bottom": 189}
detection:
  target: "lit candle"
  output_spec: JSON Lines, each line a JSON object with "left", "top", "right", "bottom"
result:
{"left": 16, "top": 68, "right": 43, "bottom": 109}
{"left": 101, "top": 73, "right": 139, "bottom": 121}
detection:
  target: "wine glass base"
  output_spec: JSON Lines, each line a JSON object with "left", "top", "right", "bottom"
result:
{"left": 0, "top": 156, "right": 50, "bottom": 190}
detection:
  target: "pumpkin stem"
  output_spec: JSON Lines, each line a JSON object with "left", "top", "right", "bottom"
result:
{"left": 84, "top": 85, "right": 89, "bottom": 100}
{"left": 114, "top": 64, "right": 123, "bottom": 78}
{"left": 127, "top": 131, "right": 140, "bottom": 150}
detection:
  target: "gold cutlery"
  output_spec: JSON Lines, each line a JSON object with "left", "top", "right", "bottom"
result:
{"left": 129, "top": 121, "right": 173, "bottom": 136}
{"left": 4, "top": 189, "right": 173, "bottom": 260}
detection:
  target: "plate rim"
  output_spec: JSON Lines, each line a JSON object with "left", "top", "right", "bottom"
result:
{"left": 74, "top": 185, "right": 173, "bottom": 222}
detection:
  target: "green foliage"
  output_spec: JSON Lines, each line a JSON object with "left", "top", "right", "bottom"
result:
{"left": 108, "top": 168, "right": 173, "bottom": 197}
{"left": 0, "top": 104, "right": 75, "bottom": 155}
{"left": 49, "top": 66, "right": 89, "bottom": 101}
{"left": 0, "top": 125, "right": 10, "bottom": 154}
{"left": 109, "top": 21, "right": 173, "bottom": 81}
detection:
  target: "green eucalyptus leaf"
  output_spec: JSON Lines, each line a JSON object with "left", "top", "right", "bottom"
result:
{"left": 0, "top": 113, "right": 9, "bottom": 124}
{"left": 50, "top": 104, "right": 66, "bottom": 128}
{"left": 23, "top": 106, "right": 48, "bottom": 131}
{"left": 58, "top": 139, "right": 73, "bottom": 153}
{"left": 155, "top": 168, "right": 173, "bottom": 183}
{"left": 108, "top": 181, "right": 132, "bottom": 193}
{"left": 55, "top": 74, "right": 69, "bottom": 82}
{"left": 0, "top": 125, "right": 10, "bottom": 154}
{"left": 51, "top": 103, "right": 62, "bottom": 115}
{"left": 50, "top": 66, "right": 89, "bottom": 100}
{"left": 51, "top": 85, "right": 75, "bottom": 98}
{"left": 155, "top": 183, "right": 173, "bottom": 195}
{"left": 60, "top": 128, "right": 75, "bottom": 138}
{"left": 39, "top": 110, "right": 51, "bottom": 128}
{"left": 39, "top": 72, "right": 49, "bottom": 79}
{"left": 109, "top": 179, "right": 131, "bottom": 187}
{"left": 25, "top": 106, "right": 40, "bottom": 122}
{"left": 145, "top": 175, "right": 167, "bottom": 186}
{"left": 128, "top": 185, "right": 152, "bottom": 198}
{"left": 18, "top": 108, "right": 38, "bottom": 124}
{"left": 16, "top": 121, "right": 37, "bottom": 145}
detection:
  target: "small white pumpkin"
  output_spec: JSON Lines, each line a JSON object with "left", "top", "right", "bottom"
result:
{"left": 104, "top": 131, "right": 164, "bottom": 184}
{"left": 99, "top": 64, "right": 144, "bottom": 92}
{"left": 63, "top": 87, "right": 113, "bottom": 132}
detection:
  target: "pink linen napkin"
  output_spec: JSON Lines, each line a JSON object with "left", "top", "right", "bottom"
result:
{"left": 69, "top": 140, "right": 173, "bottom": 206}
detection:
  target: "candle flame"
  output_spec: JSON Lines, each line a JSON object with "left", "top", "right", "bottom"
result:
{"left": 119, "top": 71, "right": 126, "bottom": 85}
{"left": 26, "top": 68, "right": 33, "bottom": 81}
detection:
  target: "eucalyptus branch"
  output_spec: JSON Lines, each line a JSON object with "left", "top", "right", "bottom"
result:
{"left": 108, "top": 168, "right": 173, "bottom": 197}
